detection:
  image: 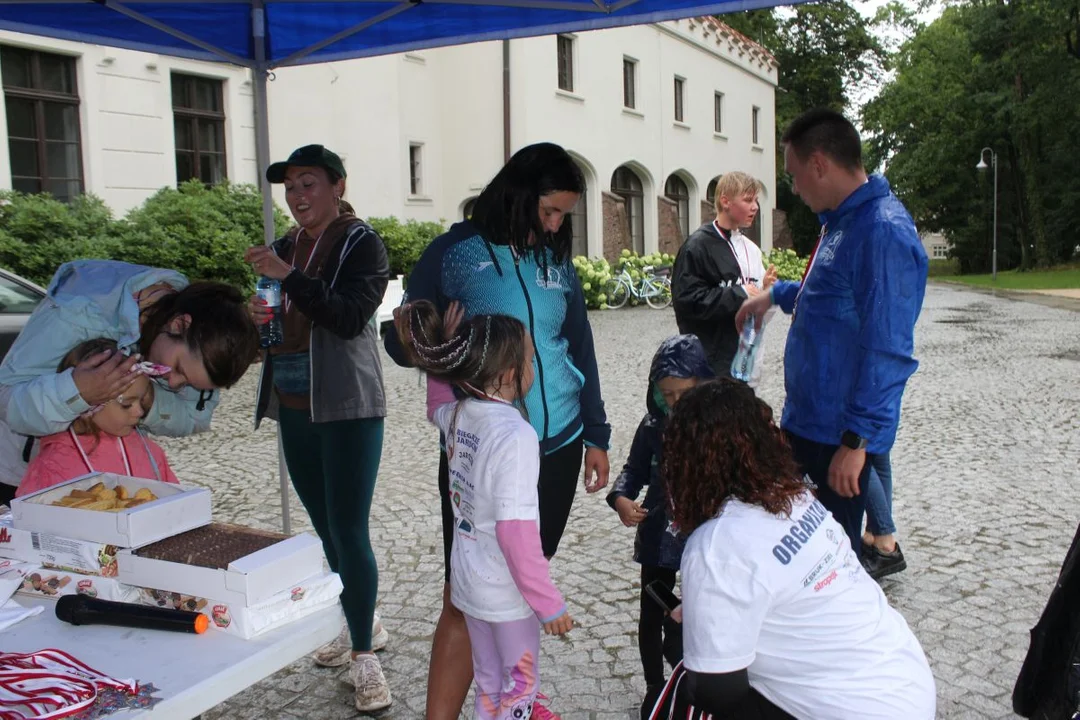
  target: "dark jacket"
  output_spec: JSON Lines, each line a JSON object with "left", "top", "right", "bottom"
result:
{"left": 383, "top": 221, "right": 610, "bottom": 454}
{"left": 255, "top": 218, "right": 390, "bottom": 426}
{"left": 1013, "top": 520, "right": 1080, "bottom": 719}
{"left": 606, "top": 334, "right": 714, "bottom": 570}
{"left": 770, "top": 174, "right": 927, "bottom": 453}
{"left": 671, "top": 222, "right": 750, "bottom": 377}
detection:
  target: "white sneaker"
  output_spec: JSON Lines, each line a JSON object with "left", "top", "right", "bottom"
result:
{"left": 313, "top": 614, "right": 389, "bottom": 667}
{"left": 350, "top": 653, "right": 392, "bottom": 712}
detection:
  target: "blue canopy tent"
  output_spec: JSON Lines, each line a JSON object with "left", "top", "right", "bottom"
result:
{"left": 0, "top": 0, "right": 798, "bottom": 530}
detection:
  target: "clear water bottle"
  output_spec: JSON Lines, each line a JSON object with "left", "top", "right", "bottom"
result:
{"left": 255, "top": 276, "right": 283, "bottom": 348}
{"left": 730, "top": 315, "right": 761, "bottom": 382}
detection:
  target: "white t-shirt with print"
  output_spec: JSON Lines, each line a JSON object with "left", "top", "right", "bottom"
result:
{"left": 681, "top": 491, "right": 936, "bottom": 720}
{"left": 432, "top": 398, "right": 540, "bottom": 623}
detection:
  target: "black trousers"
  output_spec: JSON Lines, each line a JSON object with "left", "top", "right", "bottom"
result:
{"left": 639, "top": 565, "right": 684, "bottom": 687}
{"left": 786, "top": 432, "right": 875, "bottom": 558}
{"left": 439, "top": 438, "right": 584, "bottom": 581}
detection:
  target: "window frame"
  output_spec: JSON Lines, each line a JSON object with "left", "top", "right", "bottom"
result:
{"left": 664, "top": 175, "right": 690, "bottom": 239}
{"left": 1, "top": 45, "right": 84, "bottom": 202}
{"left": 171, "top": 72, "right": 228, "bottom": 186}
{"left": 752, "top": 105, "right": 761, "bottom": 146}
{"left": 714, "top": 92, "right": 724, "bottom": 134}
{"left": 622, "top": 57, "right": 637, "bottom": 110}
{"left": 557, "top": 35, "right": 575, "bottom": 92}
{"left": 408, "top": 142, "right": 423, "bottom": 196}
{"left": 674, "top": 76, "right": 685, "bottom": 123}
{"left": 612, "top": 166, "right": 645, "bottom": 255}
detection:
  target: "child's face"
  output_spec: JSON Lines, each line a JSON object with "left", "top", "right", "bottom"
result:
{"left": 657, "top": 376, "right": 699, "bottom": 410}
{"left": 92, "top": 375, "right": 151, "bottom": 437}
{"left": 722, "top": 192, "right": 759, "bottom": 229}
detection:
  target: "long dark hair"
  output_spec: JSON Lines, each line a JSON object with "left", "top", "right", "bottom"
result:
{"left": 470, "top": 142, "right": 584, "bottom": 265}
{"left": 396, "top": 300, "right": 530, "bottom": 415}
{"left": 139, "top": 282, "right": 259, "bottom": 389}
{"left": 663, "top": 380, "right": 807, "bottom": 534}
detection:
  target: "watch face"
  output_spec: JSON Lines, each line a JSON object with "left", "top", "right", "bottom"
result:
{"left": 842, "top": 432, "right": 866, "bottom": 450}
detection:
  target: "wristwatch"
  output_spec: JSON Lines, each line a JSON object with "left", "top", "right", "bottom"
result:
{"left": 840, "top": 430, "right": 868, "bottom": 450}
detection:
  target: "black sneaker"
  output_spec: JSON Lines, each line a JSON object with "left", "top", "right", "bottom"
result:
{"left": 861, "top": 542, "right": 907, "bottom": 580}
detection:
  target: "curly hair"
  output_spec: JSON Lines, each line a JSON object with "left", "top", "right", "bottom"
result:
{"left": 663, "top": 380, "right": 808, "bottom": 534}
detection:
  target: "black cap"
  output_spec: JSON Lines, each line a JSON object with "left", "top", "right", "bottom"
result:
{"left": 265, "top": 144, "right": 346, "bottom": 184}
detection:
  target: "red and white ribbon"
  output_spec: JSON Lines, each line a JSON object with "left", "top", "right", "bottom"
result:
{"left": 0, "top": 649, "right": 137, "bottom": 720}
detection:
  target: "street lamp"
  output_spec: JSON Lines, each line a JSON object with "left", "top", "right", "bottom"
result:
{"left": 976, "top": 147, "right": 998, "bottom": 281}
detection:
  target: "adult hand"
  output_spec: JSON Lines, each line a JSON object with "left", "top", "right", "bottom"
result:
{"left": 248, "top": 295, "right": 272, "bottom": 326}
{"left": 734, "top": 289, "right": 773, "bottom": 332}
{"left": 670, "top": 605, "right": 683, "bottom": 624}
{"left": 763, "top": 264, "right": 778, "bottom": 289}
{"left": 72, "top": 350, "right": 141, "bottom": 407}
{"left": 828, "top": 446, "right": 866, "bottom": 498}
{"left": 744, "top": 283, "right": 763, "bottom": 298}
{"left": 614, "top": 496, "right": 647, "bottom": 527}
{"left": 443, "top": 301, "right": 465, "bottom": 338}
{"left": 544, "top": 612, "right": 574, "bottom": 636}
{"left": 244, "top": 246, "right": 292, "bottom": 281}
{"left": 583, "top": 447, "right": 609, "bottom": 493}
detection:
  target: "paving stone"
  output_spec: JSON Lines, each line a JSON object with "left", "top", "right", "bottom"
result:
{"left": 155, "top": 285, "right": 1080, "bottom": 718}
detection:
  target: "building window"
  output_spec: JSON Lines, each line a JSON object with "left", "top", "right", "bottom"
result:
{"left": 1, "top": 46, "right": 83, "bottom": 202}
{"left": 706, "top": 177, "right": 720, "bottom": 206}
{"left": 933, "top": 245, "right": 948, "bottom": 259}
{"left": 623, "top": 58, "right": 637, "bottom": 110}
{"left": 752, "top": 106, "right": 761, "bottom": 146}
{"left": 674, "top": 77, "right": 685, "bottom": 123}
{"left": 171, "top": 74, "right": 226, "bottom": 185}
{"left": 714, "top": 92, "right": 724, "bottom": 134}
{"left": 665, "top": 175, "right": 690, "bottom": 239}
{"left": 409, "top": 143, "right": 423, "bottom": 196}
{"left": 557, "top": 35, "right": 574, "bottom": 92}
{"left": 611, "top": 166, "right": 644, "bottom": 255}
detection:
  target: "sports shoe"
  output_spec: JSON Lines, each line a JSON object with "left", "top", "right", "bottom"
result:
{"left": 533, "top": 693, "right": 561, "bottom": 720}
{"left": 313, "top": 614, "right": 389, "bottom": 667}
{"left": 861, "top": 542, "right": 908, "bottom": 581}
{"left": 350, "top": 653, "right": 392, "bottom": 712}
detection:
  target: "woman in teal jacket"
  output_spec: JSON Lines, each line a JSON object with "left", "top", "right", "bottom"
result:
{"left": 0, "top": 259, "right": 259, "bottom": 503}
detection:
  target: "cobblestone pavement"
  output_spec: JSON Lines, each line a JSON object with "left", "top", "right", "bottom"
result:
{"left": 158, "top": 283, "right": 1080, "bottom": 720}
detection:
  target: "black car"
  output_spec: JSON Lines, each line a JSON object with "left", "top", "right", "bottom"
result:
{"left": 0, "top": 268, "right": 46, "bottom": 361}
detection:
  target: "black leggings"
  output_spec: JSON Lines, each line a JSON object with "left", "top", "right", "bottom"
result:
{"left": 640, "top": 565, "right": 684, "bottom": 687}
{"left": 440, "top": 438, "right": 584, "bottom": 581}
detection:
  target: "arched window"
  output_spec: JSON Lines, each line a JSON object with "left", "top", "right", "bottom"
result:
{"left": 611, "top": 166, "right": 644, "bottom": 254}
{"left": 665, "top": 174, "right": 690, "bottom": 238}
{"left": 706, "top": 176, "right": 721, "bottom": 206}
{"left": 462, "top": 197, "right": 477, "bottom": 219}
{"left": 570, "top": 174, "right": 588, "bottom": 258}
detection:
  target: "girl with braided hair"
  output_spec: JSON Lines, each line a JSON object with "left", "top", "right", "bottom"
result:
{"left": 396, "top": 299, "right": 572, "bottom": 720}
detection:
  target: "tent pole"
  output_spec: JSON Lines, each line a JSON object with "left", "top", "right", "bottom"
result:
{"left": 251, "top": 0, "right": 292, "bottom": 535}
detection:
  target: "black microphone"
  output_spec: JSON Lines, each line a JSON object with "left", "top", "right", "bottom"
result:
{"left": 56, "top": 594, "right": 209, "bottom": 635}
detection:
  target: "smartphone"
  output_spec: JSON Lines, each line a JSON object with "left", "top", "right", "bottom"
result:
{"left": 645, "top": 580, "right": 681, "bottom": 614}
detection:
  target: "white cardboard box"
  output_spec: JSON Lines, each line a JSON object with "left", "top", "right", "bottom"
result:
{"left": 10, "top": 472, "right": 211, "bottom": 547}
{"left": 117, "top": 532, "right": 325, "bottom": 607}
{"left": 0, "top": 559, "right": 141, "bottom": 603}
{"left": 0, "top": 511, "right": 121, "bottom": 576}
{"left": 134, "top": 571, "right": 343, "bottom": 639}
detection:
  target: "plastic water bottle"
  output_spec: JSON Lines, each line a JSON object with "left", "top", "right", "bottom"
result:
{"left": 256, "top": 276, "right": 283, "bottom": 348}
{"left": 730, "top": 315, "right": 761, "bottom": 382}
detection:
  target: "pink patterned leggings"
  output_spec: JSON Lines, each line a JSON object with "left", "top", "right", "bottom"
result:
{"left": 465, "top": 614, "right": 541, "bottom": 720}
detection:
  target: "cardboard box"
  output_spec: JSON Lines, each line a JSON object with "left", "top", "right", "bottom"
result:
{"left": 0, "top": 511, "right": 121, "bottom": 576}
{"left": 134, "top": 571, "right": 343, "bottom": 639}
{"left": 10, "top": 472, "right": 211, "bottom": 547}
{"left": 117, "top": 532, "right": 324, "bottom": 607}
{"left": 0, "top": 559, "right": 140, "bottom": 603}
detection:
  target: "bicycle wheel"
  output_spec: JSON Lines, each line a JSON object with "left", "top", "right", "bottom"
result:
{"left": 605, "top": 279, "right": 630, "bottom": 309}
{"left": 645, "top": 277, "right": 672, "bottom": 309}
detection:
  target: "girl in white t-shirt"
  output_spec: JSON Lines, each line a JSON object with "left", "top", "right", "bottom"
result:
{"left": 396, "top": 300, "right": 572, "bottom": 720}
{"left": 657, "top": 380, "right": 936, "bottom": 720}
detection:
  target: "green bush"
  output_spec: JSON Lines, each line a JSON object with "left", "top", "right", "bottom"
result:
{"left": 366, "top": 216, "right": 445, "bottom": 279}
{"left": 764, "top": 248, "right": 808, "bottom": 281}
{"left": 927, "top": 258, "right": 960, "bottom": 277}
{"left": 571, "top": 250, "right": 676, "bottom": 309}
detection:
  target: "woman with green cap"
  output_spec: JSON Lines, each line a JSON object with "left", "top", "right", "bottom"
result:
{"left": 245, "top": 144, "right": 392, "bottom": 712}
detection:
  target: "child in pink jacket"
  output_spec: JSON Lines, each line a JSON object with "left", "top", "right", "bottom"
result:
{"left": 18, "top": 338, "right": 179, "bottom": 497}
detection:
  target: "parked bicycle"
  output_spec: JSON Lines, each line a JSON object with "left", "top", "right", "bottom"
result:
{"left": 605, "top": 265, "right": 672, "bottom": 309}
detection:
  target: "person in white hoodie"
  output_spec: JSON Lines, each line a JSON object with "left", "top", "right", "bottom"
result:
{"left": 0, "top": 260, "right": 259, "bottom": 503}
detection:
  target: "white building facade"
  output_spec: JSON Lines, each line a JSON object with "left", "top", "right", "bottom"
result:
{"left": 0, "top": 17, "right": 777, "bottom": 260}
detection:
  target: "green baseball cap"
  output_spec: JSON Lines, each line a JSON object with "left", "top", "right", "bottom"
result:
{"left": 265, "top": 144, "right": 346, "bottom": 184}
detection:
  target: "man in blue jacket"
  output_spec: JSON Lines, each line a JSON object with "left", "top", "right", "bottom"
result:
{"left": 736, "top": 109, "right": 928, "bottom": 572}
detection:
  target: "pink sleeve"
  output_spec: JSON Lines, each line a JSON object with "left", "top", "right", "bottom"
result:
{"left": 496, "top": 519, "right": 566, "bottom": 622}
{"left": 426, "top": 375, "right": 456, "bottom": 422}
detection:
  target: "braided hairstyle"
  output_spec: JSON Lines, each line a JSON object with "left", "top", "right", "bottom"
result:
{"left": 396, "top": 300, "right": 531, "bottom": 412}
